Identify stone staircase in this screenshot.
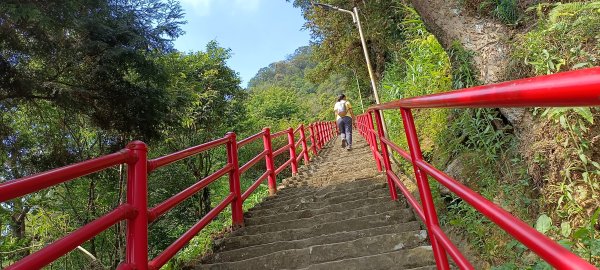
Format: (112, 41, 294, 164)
(195, 133, 437, 269)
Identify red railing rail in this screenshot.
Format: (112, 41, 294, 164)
(357, 67, 600, 270)
(0, 119, 336, 270)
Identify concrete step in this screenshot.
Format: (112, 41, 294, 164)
(293, 166, 378, 182)
(193, 135, 436, 270)
(206, 226, 426, 263)
(300, 246, 437, 270)
(246, 188, 391, 214)
(283, 172, 382, 189)
(245, 193, 403, 218)
(237, 207, 414, 237)
(275, 176, 386, 198)
(241, 205, 414, 236)
(216, 214, 419, 251)
(200, 232, 430, 269)
(256, 181, 388, 209)
(246, 196, 400, 226)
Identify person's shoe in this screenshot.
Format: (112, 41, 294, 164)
(341, 139, 347, 148)
(346, 145, 352, 151)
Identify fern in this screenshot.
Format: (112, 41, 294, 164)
(479, 0, 519, 24)
(548, 2, 589, 23)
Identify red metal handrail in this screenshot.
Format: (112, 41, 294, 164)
(0, 118, 336, 270)
(148, 164, 233, 222)
(237, 130, 264, 148)
(239, 150, 268, 174)
(0, 150, 133, 202)
(148, 136, 230, 172)
(273, 143, 291, 157)
(371, 67, 600, 110)
(358, 67, 600, 270)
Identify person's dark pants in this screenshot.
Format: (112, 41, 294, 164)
(337, 116, 352, 146)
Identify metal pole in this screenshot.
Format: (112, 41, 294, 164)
(351, 68, 365, 113)
(401, 108, 450, 270)
(126, 141, 149, 270)
(262, 128, 277, 196)
(287, 128, 299, 175)
(353, 7, 380, 105)
(373, 110, 396, 200)
(353, 7, 389, 135)
(226, 132, 244, 226)
(299, 124, 310, 164)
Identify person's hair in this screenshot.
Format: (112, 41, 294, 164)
(337, 94, 346, 102)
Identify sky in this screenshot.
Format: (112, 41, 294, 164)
(174, 0, 312, 87)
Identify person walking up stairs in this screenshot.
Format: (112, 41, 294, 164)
(334, 94, 355, 151)
(194, 133, 437, 270)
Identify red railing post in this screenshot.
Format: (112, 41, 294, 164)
(262, 128, 277, 195)
(367, 112, 383, 172)
(125, 141, 149, 270)
(316, 122, 323, 150)
(309, 124, 318, 155)
(226, 132, 244, 226)
(321, 122, 326, 146)
(330, 122, 334, 140)
(288, 128, 299, 175)
(373, 110, 398, 201)
(300, 124, 310, 165)
(401, 108, 450, 270)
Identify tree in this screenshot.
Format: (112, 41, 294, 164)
(288, 0, 406, 103)
(146, 42, 245, 260)
(0, 0, 185, 138)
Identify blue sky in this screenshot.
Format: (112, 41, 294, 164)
(174, 0, 312, 87)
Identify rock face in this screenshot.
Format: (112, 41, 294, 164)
(193, 134, 437, 270)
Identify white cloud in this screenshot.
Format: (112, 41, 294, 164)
(180, 0, 262, 16)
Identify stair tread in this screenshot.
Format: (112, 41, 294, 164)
(194, 134, 435, 270)
(245, 200, 403, 226)
(300, 247, 437, 270)
(249, 186, 390, 212)
(199, 241, 434, 270)
(207, 225, 426, 263)
(245, 195, 403, 217)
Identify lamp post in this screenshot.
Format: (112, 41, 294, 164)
(313, 3, 387, 133)
(312, 3, 382, 105)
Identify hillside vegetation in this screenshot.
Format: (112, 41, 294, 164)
(1, 0, 599, 269)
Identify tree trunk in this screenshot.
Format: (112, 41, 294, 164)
(409, 0, 527, 125)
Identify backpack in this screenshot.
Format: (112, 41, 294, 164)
(336, 101, 348, 117)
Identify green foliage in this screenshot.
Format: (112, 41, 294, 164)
(510, 2, 600, 265)
(532, 105, 600, 265)
(380, 5, 451, 158)
(482, 0, 519, 24)
(0, 37, 246, 268)
(0, 0, 185, 139)
(246, 45, 361, 125)
(449, 41, 479, 89)
(437, 111, 536, 265)
(289, 0, 410, 103)
(440, 109, 513, 163)
(462, 0, 520, 24)
(245, 86, 307, 131)
(514, 2, 600, 75)
(495, 210, 600, 269)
